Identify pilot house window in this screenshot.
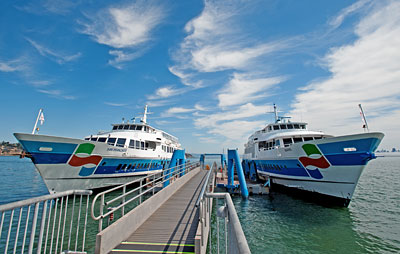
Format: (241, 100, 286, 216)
(98, 137, 107, 143)
(283, 138, 293, 147)
(116, 138, 126, 147)
(107, 138, 116, 146)
(293, 137, 303, 143)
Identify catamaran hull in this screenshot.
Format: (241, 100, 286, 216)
(14, 133, 169, 193)
(245, 132, 384, 206)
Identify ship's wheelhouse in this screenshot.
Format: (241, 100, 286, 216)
(84, 122, 180, 154)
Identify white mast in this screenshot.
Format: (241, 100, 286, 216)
(32, 108, 43, 134)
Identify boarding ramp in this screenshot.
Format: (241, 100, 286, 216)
(91, 160, 202, 253)
(0, 189, 92, 254)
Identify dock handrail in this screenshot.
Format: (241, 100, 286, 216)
(195, 162, 251, 254)
(91, 161, 200, 232)
(204, 193, 251, 254)
(0, 189, 92, 254)
(195, 164, 213, 208)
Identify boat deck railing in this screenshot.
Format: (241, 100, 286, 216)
(0, 189, 92, 254)
(91, 161, 200, 233)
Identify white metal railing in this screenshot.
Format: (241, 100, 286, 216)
(195, 163, 251, 254)
(0, 189, 92, 254)
(91, 161, 200, 232)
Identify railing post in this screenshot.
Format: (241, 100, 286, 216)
(37, 201, 48, 254)
(152, 173, 155, 196)
(139, 179, 142, 204)
(28, 202, 40, 254)
(5, 210, 14, 253)
(99, 195, 104, 232)
(122, 185, 126, 216)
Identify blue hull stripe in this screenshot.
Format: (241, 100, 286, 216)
(325, 153, 368, 165)
(317, 138, 380, 155)
(30, 152, 72, 164)
(19, 140, 77, 154)
(18, 140, 77, 164)
(317, 138, 380, 166)
(253, 159, 309, 177)
(94, 158, 165, 175)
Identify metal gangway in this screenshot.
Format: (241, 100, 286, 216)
(0, 157, 250, 254)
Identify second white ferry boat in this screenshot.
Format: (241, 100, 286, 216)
(14, 106, 182, 193)
(243, 105, 384, 206)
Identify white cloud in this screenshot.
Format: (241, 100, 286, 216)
(26, 38, 81, 64)
(166, 107, 195, 114)
(104, 102, 128, 107)
(0, 62, 20, 72)
(80, 1, 164, 67)
(145, 100, 171, 107)
(195, 103, 269, 128)
(290, 0, 400, 149)
(217, 73, 284, 108)
(192, 103, 272, 151)
(82, 2, 164, 48)
(170, 0, 287, 87)
(198, 136, 219, 144)
(37, 89, 76, 100)
(168, 66, 203, 87)
(161, 104, 209, 118)
(108, 50, 144, 69)
(147, 86, 185, 100)
(207, 120, 265, 140)
(16, 0, 80, 15)
(0, 58, 26, 72)
(191, 43, 284, 73)
(30, 80, 52, 87)
(329, 0, 371, 29)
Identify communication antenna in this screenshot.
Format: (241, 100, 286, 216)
(358, 104, 369, 132)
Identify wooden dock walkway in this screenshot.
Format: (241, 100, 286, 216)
(109, 169, 208, 254)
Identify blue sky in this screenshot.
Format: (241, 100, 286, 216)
(1, 0, 399, 153)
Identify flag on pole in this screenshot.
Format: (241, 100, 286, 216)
(39, 112, 45, 125)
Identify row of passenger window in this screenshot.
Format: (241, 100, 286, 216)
(282, 136, 322, 147)
(85, 136, 174, 152)
(260, 163, 286, 171)
(258, 136, 323, 150)
(115, 161, 166, 171)
(112, 124, 154, 132)
(162, 145, 175, 153)
(267, 124, 306, 131)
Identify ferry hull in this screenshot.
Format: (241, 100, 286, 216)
(246, 132, 384, 206)
(14, 133, 168, 193)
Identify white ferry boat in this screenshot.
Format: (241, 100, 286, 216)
(14, 106, 182, 193)
(243, 105, 384, 206)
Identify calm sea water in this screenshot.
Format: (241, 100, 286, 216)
(0, 156, 399, 253)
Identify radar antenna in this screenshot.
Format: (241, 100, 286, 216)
(267, 104, 290, 123)
(141, 105, 153, 124)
